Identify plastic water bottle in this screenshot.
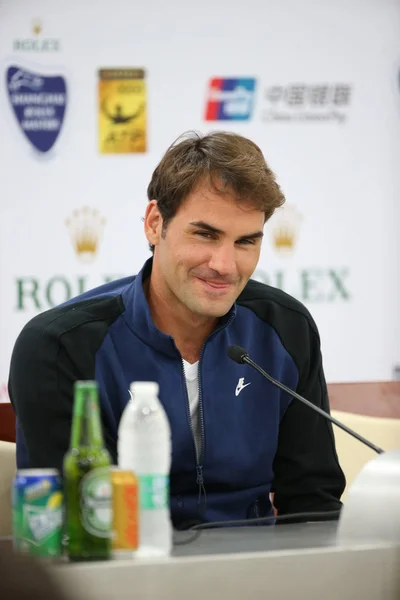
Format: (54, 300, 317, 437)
(117, 381, 172, 557)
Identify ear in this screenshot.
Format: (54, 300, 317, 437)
(144, 200, 163, 248)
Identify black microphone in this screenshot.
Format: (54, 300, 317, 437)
(227, 344, 384, 455)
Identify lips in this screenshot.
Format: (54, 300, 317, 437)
(203, 281, 231, 289)
(195, 277, 233, 294)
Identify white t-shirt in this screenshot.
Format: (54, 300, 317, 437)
(183, 359, 200, 458)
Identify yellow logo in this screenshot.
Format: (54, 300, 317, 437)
(32, 20, 42, 35)
(65, 207, 106, 263)
(98, 68, 147, 154)
(269, 204, 302, 255)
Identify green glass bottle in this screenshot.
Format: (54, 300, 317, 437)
(63, 380, 112, 561)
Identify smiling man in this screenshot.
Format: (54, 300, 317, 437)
(9, 131, 345, 528)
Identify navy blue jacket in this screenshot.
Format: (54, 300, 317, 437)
(9, 258, 345, 527)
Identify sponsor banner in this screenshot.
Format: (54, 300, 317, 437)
(4, 20, 67, 155)
(98, 68, 147, 153)
(204, 78, 256, 121)
(204, 77, 352, 125)
(12, 19, 60, 53)
(10, 204, 351, 314)
(6, 65, 67, 153)
(0, 3, 399, 387)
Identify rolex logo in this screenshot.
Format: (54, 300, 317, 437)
(13, 20, 60, 52)
(65, 207, 106, 263)
(270, 204, 302, 255)
(32, 20, 42, 35)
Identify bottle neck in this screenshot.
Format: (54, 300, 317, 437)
(70, 388, 104, 450)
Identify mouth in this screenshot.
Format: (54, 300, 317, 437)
(195, 277, 234, 295)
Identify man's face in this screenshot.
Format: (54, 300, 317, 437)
(145, 181, 265, 319)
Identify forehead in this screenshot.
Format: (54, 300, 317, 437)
(176, 180, 264, 223)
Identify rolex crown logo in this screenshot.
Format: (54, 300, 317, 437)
(66, 207, 106, 263)
(32, 20, 42, 35)
(270, 204, 302, 256)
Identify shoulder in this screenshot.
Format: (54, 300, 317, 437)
(16, 272, 137, 343)
(10, 294, 125, 366)
(236, 279, 322, 381)
(237, 278, 319, 339)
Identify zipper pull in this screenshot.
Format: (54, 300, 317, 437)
(196, 465, 204, 485)
(196, 465, 207, 508)
(196, 465, 204, 505)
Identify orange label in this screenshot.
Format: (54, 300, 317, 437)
(112, 479, 138, 550)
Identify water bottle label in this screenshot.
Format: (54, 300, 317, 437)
(139, 475, 169, 510)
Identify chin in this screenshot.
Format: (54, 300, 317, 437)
(193, 302, 233, 319)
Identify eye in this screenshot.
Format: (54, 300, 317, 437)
(195, 231, 215, 240)
(237, 238, 256, 246)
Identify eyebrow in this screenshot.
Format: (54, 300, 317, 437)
(189, 220, 264, 241)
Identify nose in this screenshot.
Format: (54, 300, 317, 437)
(207, 242, 237, 278)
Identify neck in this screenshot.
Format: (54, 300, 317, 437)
(143, 270, 218, 364)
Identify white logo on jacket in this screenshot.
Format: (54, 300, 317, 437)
(235, 377, 251, 396)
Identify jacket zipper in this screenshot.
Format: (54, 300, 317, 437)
(181, 312, 235, 508)
(195, 344, 206, 506)
(181, 358, 206, 507)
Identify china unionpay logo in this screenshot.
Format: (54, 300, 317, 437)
(204, 77, 256, 121)
(6, 65, 67, 153)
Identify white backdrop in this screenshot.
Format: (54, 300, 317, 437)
(1, 0, 400, 403)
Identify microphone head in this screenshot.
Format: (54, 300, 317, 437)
(227, 345, 249, 364)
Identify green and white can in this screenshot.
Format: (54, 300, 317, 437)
(12, 469, 63, 558)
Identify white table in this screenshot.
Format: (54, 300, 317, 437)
(52, 522, 400, 600)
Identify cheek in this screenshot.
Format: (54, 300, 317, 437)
(177, 243, 212, 267)
(236, 249, 261, 276)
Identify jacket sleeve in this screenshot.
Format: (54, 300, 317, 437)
(8, 310, 118, 473)
(271, 326, 346, 521)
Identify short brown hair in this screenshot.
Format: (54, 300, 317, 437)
(147, 131, 285, 251)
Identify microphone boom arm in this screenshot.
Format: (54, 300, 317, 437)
(243, 355, 384, 455)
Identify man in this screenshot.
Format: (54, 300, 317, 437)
(9, 131, 345, 528)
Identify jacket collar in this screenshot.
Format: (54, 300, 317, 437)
(121, 257, 236, 358)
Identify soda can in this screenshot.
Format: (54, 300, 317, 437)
(12, 469, 63, 558)
(111, 468, 138, 557)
